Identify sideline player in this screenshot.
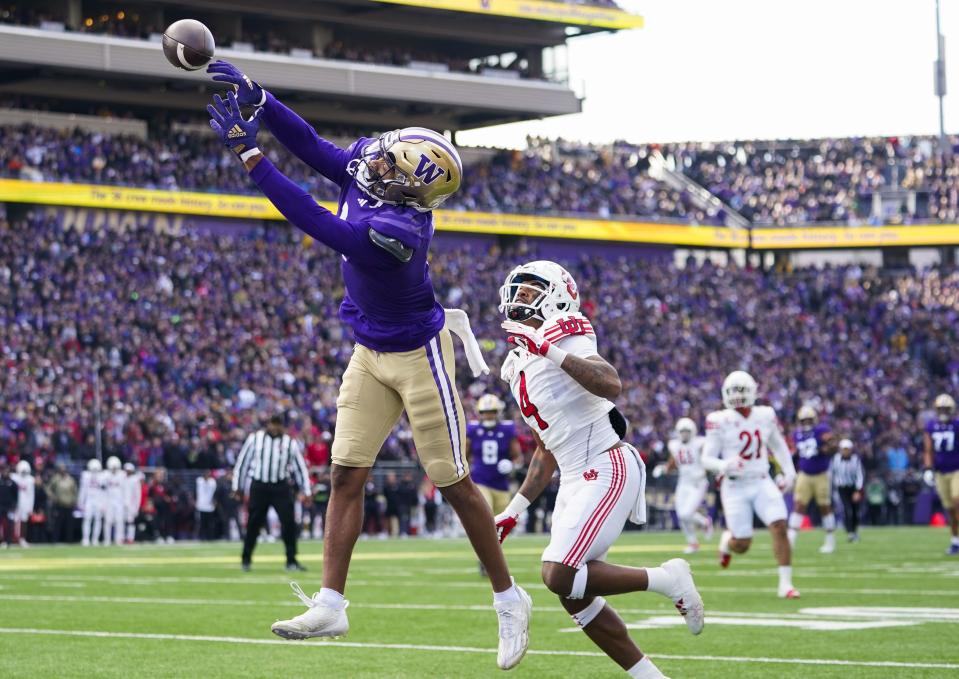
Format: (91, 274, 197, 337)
(493, 261, 703, 679)
(11, 460, 35, 547)
(123, 463, 142, 544)
(468, 394, 521, 517)
(79, 458, 105, 546)
(923, 394, 959, 555)
(654, 419, 713, 553)
(788, 406, 836, 554)
(205, 61, 530, 667)
(103, 456, 126, 546)
(702, 371, 800, 599)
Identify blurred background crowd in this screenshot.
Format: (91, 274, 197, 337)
(0, 208, 956, 543)
(2, 122, 958, 226)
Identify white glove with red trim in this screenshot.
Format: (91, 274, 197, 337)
(775, 472, 795, 493)
(494, 493, 531, 543)
(501, 320, 568, 365)
(722, 456, 748, 477)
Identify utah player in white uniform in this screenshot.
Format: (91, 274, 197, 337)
(654, 419, 713, 553)
(123, 463, 143, 544)
(79, 458, 106, 546)
(493, 261, 703, 679)
(12, 460, 35, 547)
(103, 456, 126, 546)
(701, 371, 799, 599)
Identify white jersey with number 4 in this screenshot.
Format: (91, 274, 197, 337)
(668, 436, 707, 483)
(501, 313, 617, 475)
(703, 406, 791, 480)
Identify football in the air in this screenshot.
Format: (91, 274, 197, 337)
(162, 19, 215, 71)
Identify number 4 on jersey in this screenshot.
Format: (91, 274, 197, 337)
(519, 371, 549, 431)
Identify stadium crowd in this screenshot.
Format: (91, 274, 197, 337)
(0, 6, 535, 79)
(3, 122, 959, 225)
(0, 209, 956, 541)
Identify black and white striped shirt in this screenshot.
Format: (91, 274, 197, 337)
(232, 431, 311, 493)
(830, 453, 864, 491)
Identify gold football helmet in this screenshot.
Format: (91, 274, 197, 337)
(348, 127, 462, 212)
(935, 393, 956, 422)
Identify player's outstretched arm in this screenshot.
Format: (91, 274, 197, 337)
(516, 441, 557, 504)
(501, 321, 621, 399)
(258, 92, 351, 186)
(208, 93, 393, 265)
(207, 60, 350, 185)
(700, 417, 727, 474)
(494, 435, 557, 542)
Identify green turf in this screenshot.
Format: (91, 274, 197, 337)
(0, 527, 956, 678)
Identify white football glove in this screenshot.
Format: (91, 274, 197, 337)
(722, 456, 748, 477)
(494, 494, 530, 543)
(496, 458, 514, 475)
(775, 472, 795, 493)
(501, 320, 568, 365)
(923, 469, 935, 486)
(652, 463, 667, 479)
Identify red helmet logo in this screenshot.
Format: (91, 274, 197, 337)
(563, 273, 578, 300)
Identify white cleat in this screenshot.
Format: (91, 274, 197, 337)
(683, 543, 700, 554)
(819, 534, 836, 554)
(270, 582, 349, 640)
(494, 584, 532, 670)
(662, 558, 704, 635)
(778, 585, 801, 599)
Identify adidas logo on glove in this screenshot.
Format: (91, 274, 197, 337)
(227, 124, 246, 139)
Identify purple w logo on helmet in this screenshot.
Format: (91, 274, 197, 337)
(413, 155, 445, 184)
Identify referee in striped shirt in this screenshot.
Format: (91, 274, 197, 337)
(233, 414, 311, 571)
(830, 439, 864, 542)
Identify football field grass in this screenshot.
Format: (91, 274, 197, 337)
(0, 526, 956, 678)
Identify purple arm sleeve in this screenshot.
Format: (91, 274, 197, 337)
(259, 92, 350, 187)
(249, 158, 390, 266)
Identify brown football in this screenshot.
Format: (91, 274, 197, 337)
(162, 19, 215, 71)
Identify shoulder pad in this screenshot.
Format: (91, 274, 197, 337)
(541, 313, 594, 342)
(705, 411, 726, 430)
(369, 228, 414, 263)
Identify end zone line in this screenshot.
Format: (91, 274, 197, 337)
(0, 627, 955, 670)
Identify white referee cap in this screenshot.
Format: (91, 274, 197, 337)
(839, 439, 854, 450)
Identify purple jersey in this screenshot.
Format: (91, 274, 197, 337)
(926, 418, 959, 473)
(467, 421, 516, 491)
(252, 94, 445, 352)
(794, 423, 831, 475)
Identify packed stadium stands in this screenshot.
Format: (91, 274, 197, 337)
(4, 120, 959, 225)
(2, 210, 955, 489)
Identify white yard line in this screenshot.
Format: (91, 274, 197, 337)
(0, 593, 856, 619)
(0, 572, 954, 596)
(0, 627, 955, 670)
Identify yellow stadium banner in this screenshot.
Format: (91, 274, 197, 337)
(751, 225, 959, 249)
(373, 0, 644, 29)
(0, 179, 287, 221)
(0, 178, 743, 248)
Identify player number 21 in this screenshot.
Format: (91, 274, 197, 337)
(518, 371, 549, 431)
(738, 429, 763, 459)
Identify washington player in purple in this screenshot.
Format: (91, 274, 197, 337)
(205, 60, 531, 668)
(787, 406, 837, 554)
(923, 394, 959, 555)
(468, 394, 522, 515)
